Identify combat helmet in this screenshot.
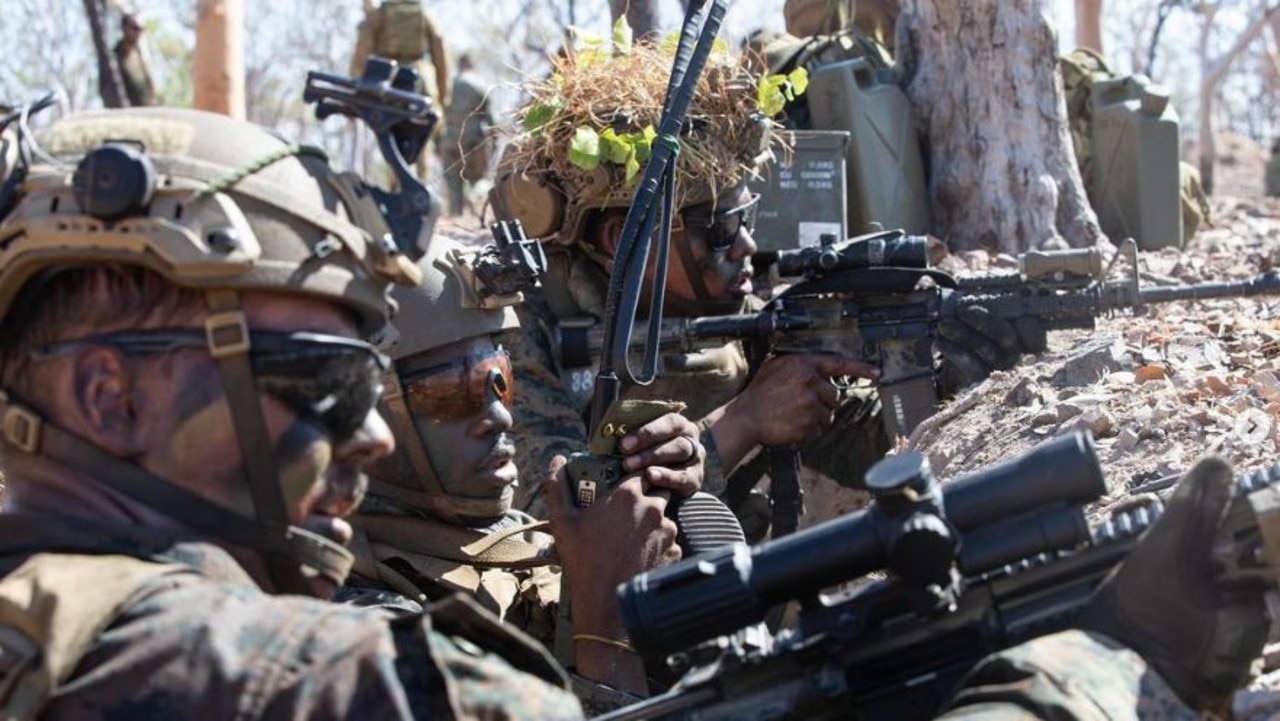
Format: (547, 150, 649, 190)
(371, 235, 521, 523)
(491, 39, 776, 253)
(0, 105, 422, 593)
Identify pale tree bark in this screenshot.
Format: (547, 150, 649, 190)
(898, 0, 1100, 253)
(194, 0, 245, 119)
(1195, 2, 1280, 194)
(1075, 0, 1103, 53)
(610, 0, 660, 39)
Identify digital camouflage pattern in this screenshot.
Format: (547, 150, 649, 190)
(0, 512, 582, 720)
(940, 630, 1197, 720)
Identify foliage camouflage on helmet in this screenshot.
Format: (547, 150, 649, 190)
(0, 107, 417, 335)
(494, 34, 779, 245)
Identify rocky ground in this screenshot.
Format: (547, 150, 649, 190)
(446, 143, 1280, 714)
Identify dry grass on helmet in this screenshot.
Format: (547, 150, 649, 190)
(504, 41, 780, 214)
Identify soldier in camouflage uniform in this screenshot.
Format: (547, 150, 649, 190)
(337, 236, 702, 707)
(492, 43, 1040, 525)
(0, 105, 588, 718)
(113, 13, 157, 107)
(441, 54, 494, 216)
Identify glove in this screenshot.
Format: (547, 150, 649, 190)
(1078, 456, 1268, 712)
(936, 303, 1047, 393)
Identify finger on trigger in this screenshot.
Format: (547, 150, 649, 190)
(814, 353, 880, 380)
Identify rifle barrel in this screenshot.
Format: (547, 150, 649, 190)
(1140, 271, 1280, 304)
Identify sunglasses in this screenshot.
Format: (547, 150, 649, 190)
(682, 193, 760, 253)
(399, 348, 513, 422)
(31, 328, 390, 441)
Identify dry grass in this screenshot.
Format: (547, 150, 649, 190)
(502, 42, 776, 215)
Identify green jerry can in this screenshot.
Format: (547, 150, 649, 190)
(1089, 75, 1183, 250)
(748, 130, 849, 252)
(805, 56, 930, 236)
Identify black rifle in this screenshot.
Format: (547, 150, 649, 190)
(560, 231, 1280, 441)
(596, 431, 1280, 720)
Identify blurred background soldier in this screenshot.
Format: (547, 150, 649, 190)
(351, 0, 449, 180)
(114, 12, 157, 107)
(337, 237, 701, 709)
(441, 54, 494, 216)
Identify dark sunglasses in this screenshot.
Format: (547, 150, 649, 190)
(682, 193, 760, 252)
(30, 328, 390, 441)
(399, 347, 513, 422)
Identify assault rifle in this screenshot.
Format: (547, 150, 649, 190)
(558, 229, 1280, 440)
(596, 431, 1280, 721)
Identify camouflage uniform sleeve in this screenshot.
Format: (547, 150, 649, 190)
(54, 575, 582, 720)
(501, 306, 590, 520)
(938, 630, 1197, 721)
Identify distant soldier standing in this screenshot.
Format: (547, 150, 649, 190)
(441, 54, 494, 216)
(351, 0, 449, 180)
(1267, 138, 1280, 197)
(114, 13, 158, 107)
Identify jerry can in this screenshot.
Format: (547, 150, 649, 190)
(1089, 75, 1183, 250)
(805, 56, 930, 236)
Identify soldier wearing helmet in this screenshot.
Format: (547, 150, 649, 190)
(336, 236, 699, 705)
(491, 41, 883, 527)
(0, 103, 626, 718)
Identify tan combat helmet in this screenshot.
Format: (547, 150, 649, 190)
(491, 40, 775, 250)
(371, 236, 521, 523)
(0, 106, 422, 593)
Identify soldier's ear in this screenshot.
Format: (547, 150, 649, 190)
(592, 212, 627, 259)
(73, 346, 146, 456)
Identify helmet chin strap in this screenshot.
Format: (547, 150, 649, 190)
(372, 370, 512, 524)
(201, 290, 354, 595)
(0, 289, 358, 594)
(0, 389, 354, 590)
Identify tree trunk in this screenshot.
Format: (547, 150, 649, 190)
(83, 0, 124, 108)
(194, 0, 245, 119)
(610, 0, 660, 40)
(1195, 3, 1280, 195)
(898, 0, 1100, 253)
(1074, 0, 1103, 53)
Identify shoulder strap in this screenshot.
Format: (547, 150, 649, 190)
(0, 553, 183, 720)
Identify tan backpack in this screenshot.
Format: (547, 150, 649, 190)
(372, 0, 430, 63)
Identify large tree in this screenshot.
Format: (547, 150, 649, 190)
(1076, 0, 1103, 52)
(898, 0, 1101, 253)
(83, 0, 124, 108)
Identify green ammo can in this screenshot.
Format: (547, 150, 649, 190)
(805, 56, 930, 236)
(1089, 75, 1183, 250)
(749, 130, 849, 252)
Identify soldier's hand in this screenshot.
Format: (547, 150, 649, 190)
(711, 354, 878, 469)
(618, 412, 704, 498)
(1078, 456, 1268, 713)
(937, 303, 1046, 393)
(545, 456, 681, 636)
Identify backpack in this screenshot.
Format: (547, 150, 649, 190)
(1058, 47, 1113, 181)
(373, 0, 430, 63)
